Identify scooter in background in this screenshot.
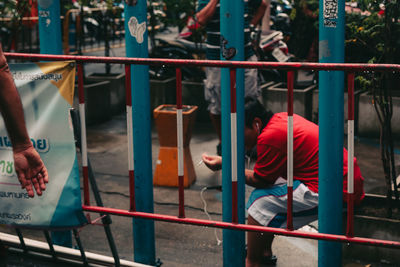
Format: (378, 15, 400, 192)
(149, 16, 206, 81)
(251, 25, 294, 83)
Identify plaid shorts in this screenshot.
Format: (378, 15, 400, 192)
(246, 178, 319, 229)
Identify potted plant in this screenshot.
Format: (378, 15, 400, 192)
(73, 79, 111, 125)
(261, 81, 316, 121)
(149, 76, 177, 112)
(86, 72, 126, 115)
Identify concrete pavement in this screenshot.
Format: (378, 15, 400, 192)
(81, 114, 319, 267)
(79, 112, 397, 267)
(2, 107, 397, 267)
(81, 111, 398, 266)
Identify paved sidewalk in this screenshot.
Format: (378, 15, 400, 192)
(80, 113, 396, 267)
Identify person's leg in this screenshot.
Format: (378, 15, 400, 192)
(209, 113, 221, 142)
(244, 55, 260, 101)
(204, 66, 222, 154)
(246, 180, 318, 266)
(246, 215, 274, 267)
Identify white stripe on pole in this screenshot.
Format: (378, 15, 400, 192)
(231, 113, 237, 182)
(347, 120, 354, 194)
(177, 109, 184, 176)
(127, 106, 134, 171)
(79, 103, 88, 167)
(287, 116, 293, 187)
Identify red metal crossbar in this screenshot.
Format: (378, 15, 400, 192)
(5, 52, 400, 251)
(5, 52, 400, 72)
(83, 205, 400, 249)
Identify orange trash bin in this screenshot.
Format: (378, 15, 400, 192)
(153, 104, 198, 187)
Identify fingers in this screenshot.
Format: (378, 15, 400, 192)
(37, 173, 46, 191)
(17, 169, 48, 198)
(202, 153, 215, 162)
(201, 153, 209, 161)
(31, 176, 42, 196)
(16, 170, 27, 189)
(13, 147, 49, 198)
(16, 172, 34, 197)
(202, 155, 213, 165)
(32, 168, 48, 196)
(24, 181, 35, 198)
(41, 167, 49, 184)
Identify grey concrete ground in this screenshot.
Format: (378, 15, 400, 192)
(78, 114, 398, 267)
(4, 113, 397, 267)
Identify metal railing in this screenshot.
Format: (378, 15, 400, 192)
(4, 53, 400, 264)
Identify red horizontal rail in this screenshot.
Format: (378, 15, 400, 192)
(5, 52, 400, 72)
(83, 205, 400, 249)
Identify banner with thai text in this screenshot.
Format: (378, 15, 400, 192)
(0, 61, 87, 228)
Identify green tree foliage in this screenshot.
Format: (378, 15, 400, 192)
(346, 0, 400, 215)
(290, 0, 400, 213)
(345, 1, 400, 65)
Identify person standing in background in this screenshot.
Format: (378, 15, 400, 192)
(195, 0, 268, 155)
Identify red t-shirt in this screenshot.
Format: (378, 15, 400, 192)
(254, 113, 365, 204)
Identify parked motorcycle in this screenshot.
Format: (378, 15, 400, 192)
(250, 25, 294, 83)
(72, 2, 102, 46)
(149, 16, 206, 81)
(0, 26, 11, 50)
(149, 0, 294, 83)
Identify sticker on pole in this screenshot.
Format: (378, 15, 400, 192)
(323, 0, 338, 28)
(128, 16, 146, 44)
(0, 61, 87, 229)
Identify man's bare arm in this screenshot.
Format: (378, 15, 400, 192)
(0, 45, 48, 197)
(0, 46, 31, 150)
(245, 169, 274, 188)
(195, 0, 219, 26)
(250, 0, 268, 26)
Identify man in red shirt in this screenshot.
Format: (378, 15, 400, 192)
(202, 97, 364, 267)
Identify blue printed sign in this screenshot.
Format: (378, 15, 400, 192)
(0, 61, 87, 229)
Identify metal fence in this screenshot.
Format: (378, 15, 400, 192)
(4, 52, 400, 266)
(0, 7, 124, 55)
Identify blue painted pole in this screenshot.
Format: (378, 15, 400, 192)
(220, 1, 245, 266)
(318, 0, 345, 266)
(124, 1, 156, 265)
(38, 0, 71, 248)
(38, 0, 62, 55)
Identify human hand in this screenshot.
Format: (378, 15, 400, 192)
(13, 145, 49, 198)
(202, 153, 222, 171)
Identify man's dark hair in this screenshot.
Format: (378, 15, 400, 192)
(244, 97, 274, 128)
